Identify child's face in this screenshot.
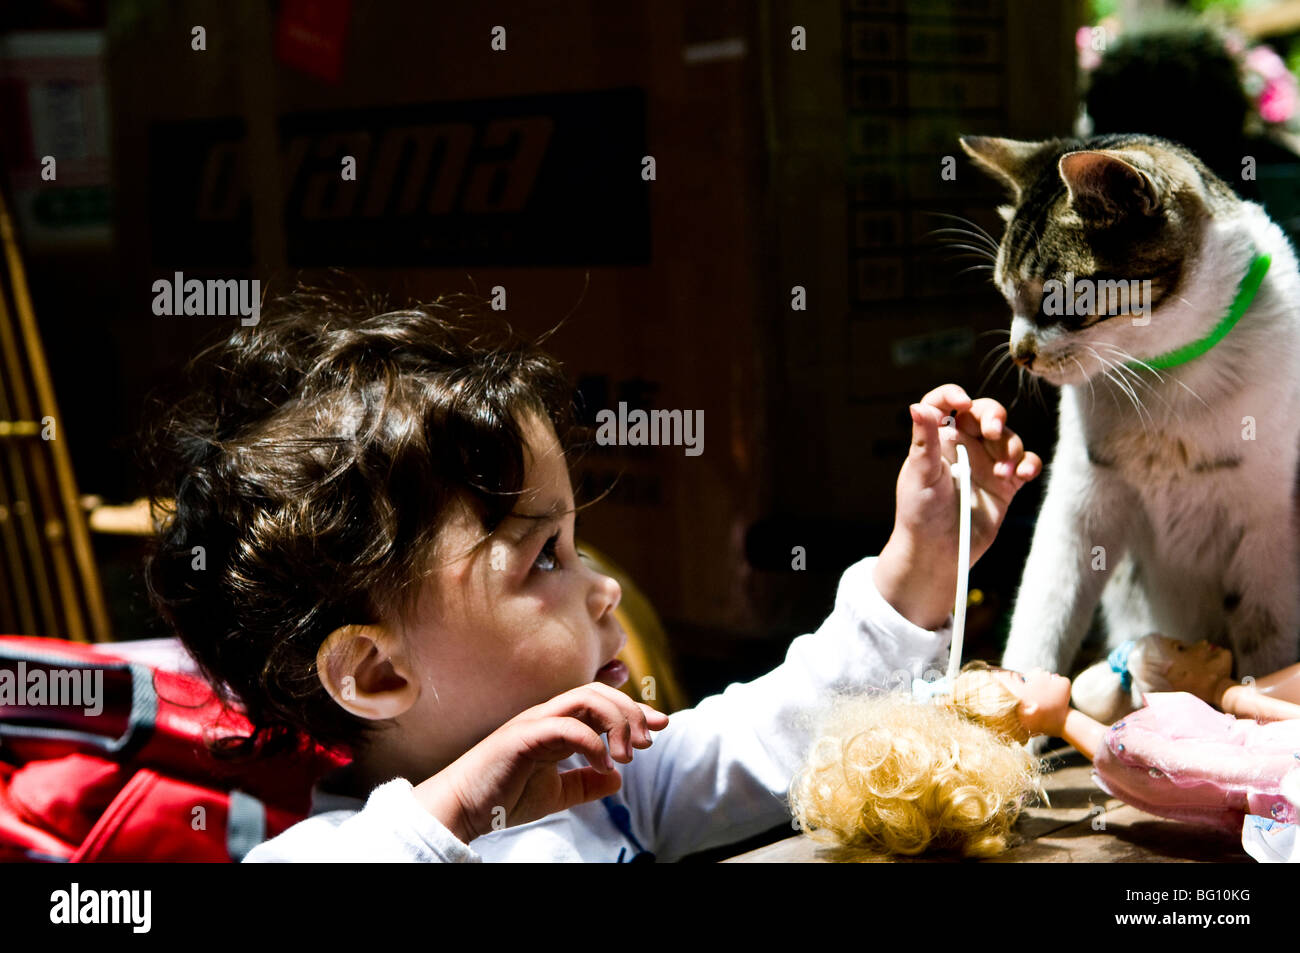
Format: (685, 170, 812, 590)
(398, 412, 627, 757)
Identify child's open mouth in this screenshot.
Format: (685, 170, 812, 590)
(595, 659, 628, 688)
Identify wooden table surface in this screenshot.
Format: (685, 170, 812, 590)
(723, 747, 1253, 863)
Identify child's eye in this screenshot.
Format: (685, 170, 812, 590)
(533, 533, 561, 572)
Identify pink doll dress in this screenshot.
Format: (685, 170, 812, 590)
(1091, 692, 1300, 833)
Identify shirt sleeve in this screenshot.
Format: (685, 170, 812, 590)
(616, 553, 955, 862)
(242, 778, 482, 863)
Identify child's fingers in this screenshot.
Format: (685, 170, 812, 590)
(1016, 450, 1043, 482)
(587, 683, 668, 751)
(964, 397, 1008, 441)
(545, 683, 646, 761)
(555, 766, 623, 812)
(638, 702, 670, 732)
(962, 398, 1039, 482)
(917, 383, 974, 420)
(989, 430, 1025, 479)
(584, 684, 641, 759)
(908, 402, 949, 486)
(529, 715, 618, 772)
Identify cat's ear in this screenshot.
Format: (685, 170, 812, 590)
(959, 136, 1053, 202)
(1058, 151, 1161, 224)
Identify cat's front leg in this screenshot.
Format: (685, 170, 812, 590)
(1002, 461, 1138, 678)
(1224, 516, 1300, 678)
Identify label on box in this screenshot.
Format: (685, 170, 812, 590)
(148, 88, 650, 267)
(274, 0, 352, 85)
(888, 326, 975, 365)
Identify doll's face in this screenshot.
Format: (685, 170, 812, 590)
(990, 668, 1073, 736)
(1150, 636, 1232, 700)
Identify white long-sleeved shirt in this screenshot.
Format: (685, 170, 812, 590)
(243, 554, 955, 862)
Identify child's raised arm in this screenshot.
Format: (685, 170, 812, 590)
(876, 384, 1041, 630)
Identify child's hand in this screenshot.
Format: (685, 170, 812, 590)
(874, 384, 1042, 630)
(413, 683, 669, 844)
(897, 383, 1042, 562)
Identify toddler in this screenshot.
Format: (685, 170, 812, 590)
(141, 290, 1041, 862)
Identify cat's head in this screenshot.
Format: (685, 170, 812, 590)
(959, 133, 1238, 386)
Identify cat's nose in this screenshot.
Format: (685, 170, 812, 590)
(1012, 348, 1036, 369)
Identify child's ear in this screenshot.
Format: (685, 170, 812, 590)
(316, 623, 420, 720)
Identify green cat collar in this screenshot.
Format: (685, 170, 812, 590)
(1125, 251, 1271, 372)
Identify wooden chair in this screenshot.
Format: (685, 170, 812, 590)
(0, 178, 111, 641)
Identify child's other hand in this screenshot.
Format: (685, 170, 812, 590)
(413, 683, 669, 844)
(896, 383, 1042, 565)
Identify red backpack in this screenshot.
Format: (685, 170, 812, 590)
(0, 635, 348, 862)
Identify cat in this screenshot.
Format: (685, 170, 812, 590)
(959, 133, 1300, 690)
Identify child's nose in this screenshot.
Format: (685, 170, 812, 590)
(590, 572, 622, 619)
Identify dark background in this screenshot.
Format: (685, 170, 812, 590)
(9, 0, 1288, 707)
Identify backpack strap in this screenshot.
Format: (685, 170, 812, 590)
(225, 789, 266, 861)
(0, 644, 157, 758)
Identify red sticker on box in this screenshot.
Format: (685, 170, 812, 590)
(274, 0, 352, 85)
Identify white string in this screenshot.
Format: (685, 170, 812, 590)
(945, 442, 971, 685)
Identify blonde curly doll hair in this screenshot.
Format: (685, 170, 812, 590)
(789, 666, 1044, 860)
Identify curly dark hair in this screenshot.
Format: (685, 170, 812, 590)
(138, 288, 579, 758)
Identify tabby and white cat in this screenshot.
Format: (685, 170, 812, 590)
(960, 133, 1300, 685)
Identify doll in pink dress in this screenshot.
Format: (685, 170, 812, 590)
(1066, 636, 1300, 832)
(1090, 690, 1300, 831)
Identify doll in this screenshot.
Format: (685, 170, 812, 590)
(787, 667, 1043, 860)
(1072, 633, 1300, 723)
(789, 662, 1300, 860)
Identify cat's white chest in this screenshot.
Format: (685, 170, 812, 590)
(1072, 384, 1284, 570)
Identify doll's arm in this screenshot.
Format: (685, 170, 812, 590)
(1244, 661, 1300, 704)
(1218, 680, 1300, 722)
(1057, 709, 1106, 761)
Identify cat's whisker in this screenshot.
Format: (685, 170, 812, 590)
(930, 243, 998, 261)
(929, 238, 1000, 261)
(1104, 364, 1150, 434)
(1090, 360, 1126, 417)
(978, 347, 1017, 395)
(1029, 371, 1052, 415)
(1095, 345, 1171, 412)
(922, 211, 1001, 250)
(1006, 366, 1025, 411)
(941, 255, 995, 269)
(1112, 363, 1167, 429)
(1067, 354, 1096, 407)
(925, 227, 1000, 253)
(1088, 345, 1153, 434)
(1098, 342, 1212, 414)
(953, 264, 996, 279)
(978, 339, 1010, 370)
